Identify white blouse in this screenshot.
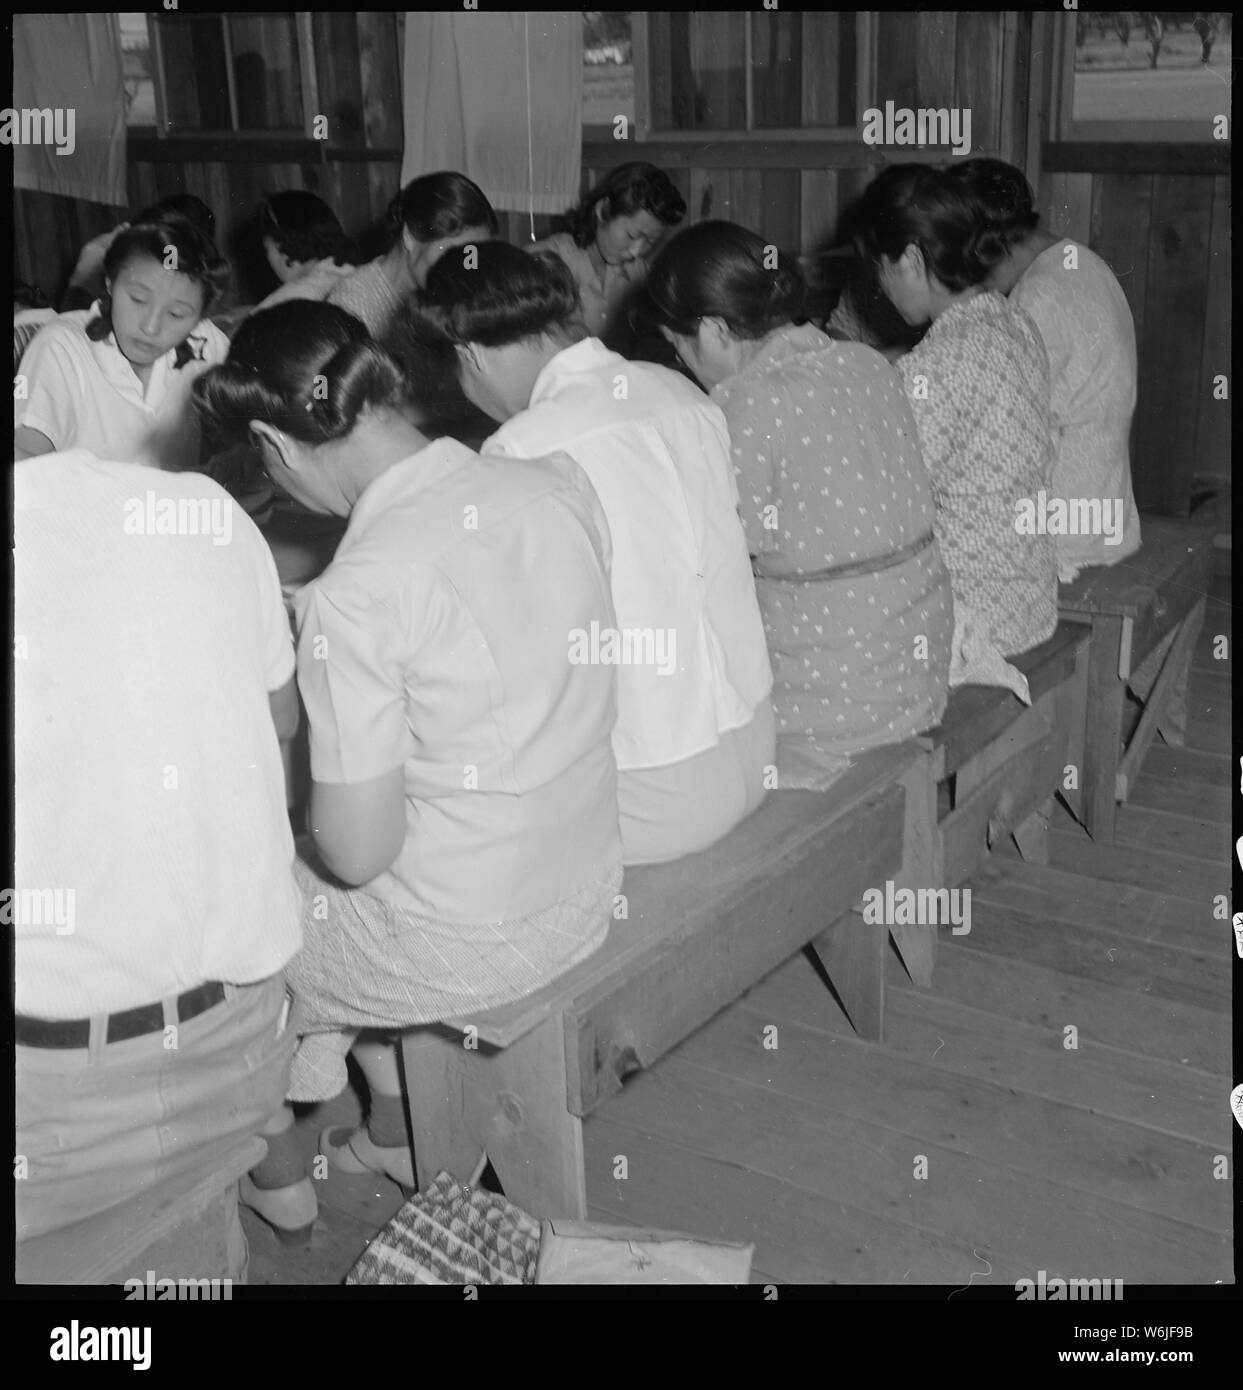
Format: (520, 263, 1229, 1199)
(1010, 238, 1142, 574)
(484, 337, 773, 772)
(15, 304, 229, 472)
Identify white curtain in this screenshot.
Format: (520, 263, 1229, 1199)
(12, 14, 127, 206)
(401, 11, 583, 222)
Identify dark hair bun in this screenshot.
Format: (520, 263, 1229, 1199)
(413, 240, 582, 349)
(642, 220, 804, 341)
(192, 300, 404, 448)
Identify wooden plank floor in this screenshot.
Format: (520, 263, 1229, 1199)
(244, 578, 1232, 1285)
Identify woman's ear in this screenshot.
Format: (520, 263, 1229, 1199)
(701, 315, 733, 349)
(899, 242, 926, 279)
(249, 420, 293, 473)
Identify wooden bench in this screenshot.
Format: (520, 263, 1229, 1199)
(1058, 516, 1215, 843)
(399, 739, 936, 1220)
(16, 1136, 261, 1284)
(917, 621, 1091, 887)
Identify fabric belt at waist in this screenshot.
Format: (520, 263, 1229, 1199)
(15, 981, 227, 1049)
(754, 529, 935, 585)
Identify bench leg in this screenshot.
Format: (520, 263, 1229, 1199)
(887, 748, 937, 989)
(1117, 600, 1204, 801)
(1155, 600, 1204, 749)
(1011, 794, 1052, 864)
(809, 910, 885, 1044)
(400, 1016, 587, 1220)
(1080, 614, 1127, 844)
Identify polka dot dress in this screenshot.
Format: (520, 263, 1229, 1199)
(712, 325, 953, 779)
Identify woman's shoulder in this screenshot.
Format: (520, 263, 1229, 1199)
(25, 307, 93, 348)
(529, 231, 584, 271)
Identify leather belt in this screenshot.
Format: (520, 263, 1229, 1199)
(754, 529, 936, 585)
(16, 981, 227, 1049)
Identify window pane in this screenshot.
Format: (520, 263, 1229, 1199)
(583, 11, 634, 128)
(229, 13, 303, 131)
(752, 12, 801, 129)
(119, 14, 156, 125)
(156, 15, 231, 132)
(655, 11, 746, 131)
(1072, 11, 1230, 127)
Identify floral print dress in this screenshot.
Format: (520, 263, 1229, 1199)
(712, 323, 953, 788)
(896, 293, 1058, 697)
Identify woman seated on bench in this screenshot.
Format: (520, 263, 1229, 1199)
(15, 214, 230, 470)
(944, 158, 1141, 582)
(192, 301, 624, 1239)
(640, 220, 954, 789)
(413, 240, 776, 864)
(852, 164, 1059, 700)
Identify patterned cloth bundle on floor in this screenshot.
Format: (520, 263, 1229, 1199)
(346, 1171, 541, 1286)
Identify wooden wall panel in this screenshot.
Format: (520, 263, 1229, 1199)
(916, 13, 959, 111)
(760, 169, 801, 257)
(1194, 177, 1231, 484)
(955, 11, 1002, 154)
(1133, 175, 1214, 515)
(875, 12, 920, 112)
(801, 13, 843, 128)
(1091, 173, 1154, 358)
(799, 169, 839, 258)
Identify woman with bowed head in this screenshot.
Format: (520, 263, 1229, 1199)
(414, 239, 776, 862)
(943, 157, 1141, 582)
(326, 171, 498, 341)
(851, 163, 1058, 699)
(191, 300, 623, 1239)
(642, 220, 953, 788)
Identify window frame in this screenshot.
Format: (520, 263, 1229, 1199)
(1049, 12, 1226, 144)
(126, 11, 321, 142)
(631, 11, 877, 143)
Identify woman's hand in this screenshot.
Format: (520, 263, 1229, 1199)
(70, 224, 127, 289)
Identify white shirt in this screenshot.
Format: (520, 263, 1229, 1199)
(294, 438, 622, 923)
(14, 451, 303, 1017)
(15, 304, 230, 472)
(1011, 239, 1141, 571)
(484, 338, 773, 771)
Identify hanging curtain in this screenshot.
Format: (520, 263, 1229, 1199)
(12, 14, 127, 206)
(400, 11, 583, 219)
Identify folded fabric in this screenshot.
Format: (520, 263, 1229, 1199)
(346, 1170, 541, 1286)
(536, 1220, 755, 1284)
(774, 732, 853, 792)
(948, 605, 1032, 705)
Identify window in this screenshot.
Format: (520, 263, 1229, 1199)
(120, 12, 318, 137)
(1057, 11, 1230, 141)
(120, 13, 156, 125)
(640, 11, 868, 137)
(583, 12, 635, 130)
